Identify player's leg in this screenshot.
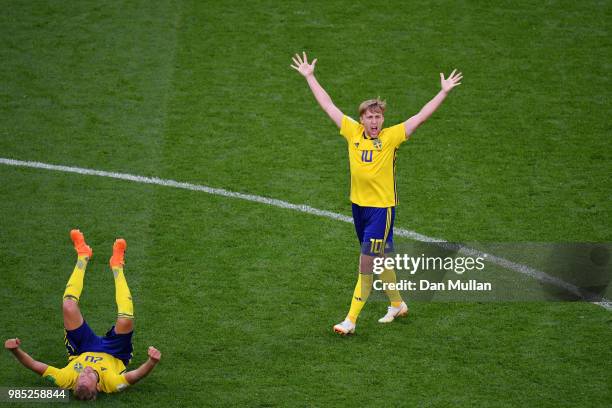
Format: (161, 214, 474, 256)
(348, 253, 375, 321)
(379, 267, 406, 308)
(334, 258, 376, 335)
(109, 238, 134, 334)
(333, 205, 376, 335)
(377, 207, 408, 323)
(63, 229, 92, 330)
(378, 206, 403, 307)
(378, 263, 408, 323)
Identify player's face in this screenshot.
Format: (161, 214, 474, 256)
(360, 109, 384, 137)
(76, 366, 98, 392)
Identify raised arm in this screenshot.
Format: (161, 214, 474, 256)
(124, 346, 161, 385)
(5, 338, 49, 375)
(403, 69, 463, 138)
(291, 52, 344, 128)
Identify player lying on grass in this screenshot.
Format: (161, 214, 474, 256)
(291, 52, 462, 335)
(5, 230, 161, 400)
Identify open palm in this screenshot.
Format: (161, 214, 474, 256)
(440, 69, 463, 93)
(291, 52, 317, 77)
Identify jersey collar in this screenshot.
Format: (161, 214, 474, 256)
(362, 131, 379, 141)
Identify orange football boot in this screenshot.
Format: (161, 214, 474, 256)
(70, 229, 92, 258)
(109, 238, 127, 268)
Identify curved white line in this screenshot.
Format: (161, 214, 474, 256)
(1, 157, 609, 310)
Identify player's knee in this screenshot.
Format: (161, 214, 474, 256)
(115, 318, 134, 334)
(359, 254, 375, 274)
(62, 299, 79, 316)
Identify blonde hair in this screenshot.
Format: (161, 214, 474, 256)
(74, 384, 97, 401)
(358, 98, 386, 117)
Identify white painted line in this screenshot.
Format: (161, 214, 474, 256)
(1, 157, 610, 311)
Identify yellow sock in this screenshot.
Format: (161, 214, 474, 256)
(112, 266, 134, 320)
(63, 256, 89, 302)
(380, 268, 403, 307)
(347, 273, 373, 323)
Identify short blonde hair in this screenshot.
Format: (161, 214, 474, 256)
(358, 98, 386, 117)
(74, 384, 97, 401)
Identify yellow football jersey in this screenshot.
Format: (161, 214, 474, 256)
(340, 115, 406, 207)
(42, 352, 129, 393)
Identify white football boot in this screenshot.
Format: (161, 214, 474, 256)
(378, 301, 409, 323)
(333, 318, 356, 335)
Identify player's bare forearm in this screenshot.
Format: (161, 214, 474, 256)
(124, 346, 161, 385)
(8, 347, 48, 375)
(125, 359, 157, 384)
(5, 338, 48, 375)
(291, 52, 343, 128)
(418, 89, 448, 122)
(404, 70, 462, 137)
(305, 74, 343, 127)
(305, 74, 332, 109)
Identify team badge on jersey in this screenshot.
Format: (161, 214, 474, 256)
(373, 138, 382, 150)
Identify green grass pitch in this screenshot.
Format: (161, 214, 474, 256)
(1, 1, 610, 406)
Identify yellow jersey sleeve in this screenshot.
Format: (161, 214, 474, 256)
(42, 365, 75, 389)
(384, 122, 407, 149)
(99, 372, 129, 393)
(340, 115, 363, 142)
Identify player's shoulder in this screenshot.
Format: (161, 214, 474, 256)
(341, 115, 364, 140)
(343, 114, 358, 123)
(382, 122, 405, 134)
(42, 364, 76, 388)
(381, 122, 407, 145)
(99, 370, 130, 393)
(342, 115, 362, 129)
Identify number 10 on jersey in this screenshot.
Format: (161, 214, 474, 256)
(361, 151, 373, 162)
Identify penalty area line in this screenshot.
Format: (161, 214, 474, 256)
(1, 157, 610, 311)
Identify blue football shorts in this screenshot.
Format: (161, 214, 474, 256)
(64, 321, 133, 366)
(352, 204, 395, 256)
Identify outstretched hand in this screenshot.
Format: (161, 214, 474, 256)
(147, 346, 161, 363)
(440, 69, 463, 93)
(291, 52, 317, 77)
(5, 338, 21, 350)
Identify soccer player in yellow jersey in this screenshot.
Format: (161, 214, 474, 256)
(291, 52, 462, 335)
(4, 230, 161, 400)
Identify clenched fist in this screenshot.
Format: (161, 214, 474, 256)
(147, 346, 161, 363)
(5, 338, 21, 350)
